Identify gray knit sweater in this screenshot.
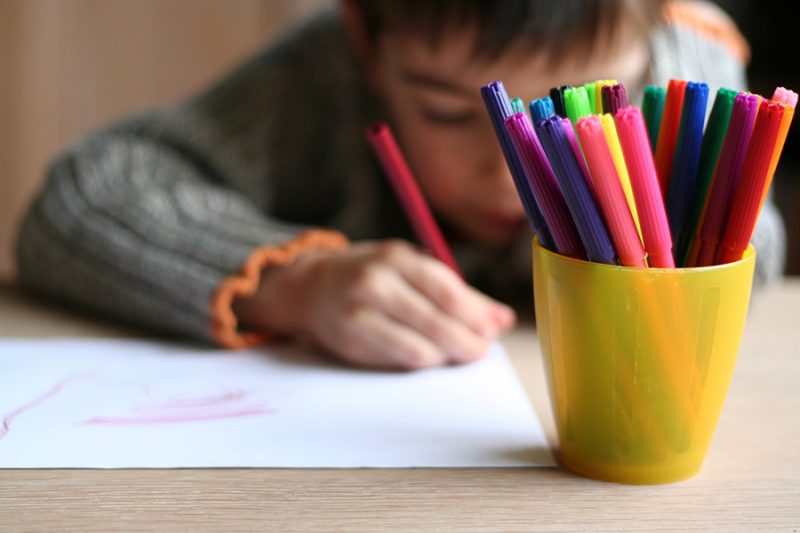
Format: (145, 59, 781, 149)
(16, 10, 786, 347)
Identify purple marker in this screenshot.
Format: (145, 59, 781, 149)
(601, 84, 628, 115)
(538, 116, 618, 264)
(505, 112, 586, 259)
(692, 92, 760, 267)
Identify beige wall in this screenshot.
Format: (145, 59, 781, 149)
(0, 0, 331, 281)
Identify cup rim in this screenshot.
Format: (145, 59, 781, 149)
(532, 237, 756, 273)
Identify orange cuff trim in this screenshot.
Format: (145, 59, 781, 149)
(664, 1, 751, 64)
(210, 229, 349, 349)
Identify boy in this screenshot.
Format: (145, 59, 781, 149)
(16, 1, 786, 370)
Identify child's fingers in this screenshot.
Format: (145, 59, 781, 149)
(365, 271, 490, 364)
(334, 306, 447, 370)
(470, 286, 517, 331)
(300, 240, 513, 370)
(386, 244, 516, 336)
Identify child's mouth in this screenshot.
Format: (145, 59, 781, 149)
(479, 212, 527, 233)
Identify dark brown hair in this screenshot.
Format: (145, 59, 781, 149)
(351, 0, 666, 65)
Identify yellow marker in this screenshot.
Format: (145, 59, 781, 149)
(600, 113, 643, 243)
(594, 79, 618, 114)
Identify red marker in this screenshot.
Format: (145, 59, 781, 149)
(692, 93, 760, 267)
(654, 79, 687, 195)
(715, 101, 785, 264)
(758, 87, 797, 211)
(366, 122, 462, 277)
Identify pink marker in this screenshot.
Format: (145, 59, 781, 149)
(773, 87, 799, 108)
(577, 116, 647, 267)
(614, 107, 675, 268)
(561, 117, 596, 199)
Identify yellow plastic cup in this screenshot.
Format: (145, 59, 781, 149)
(532, 237, 755, 484)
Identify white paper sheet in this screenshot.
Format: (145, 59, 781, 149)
(0, 339, 552, 468)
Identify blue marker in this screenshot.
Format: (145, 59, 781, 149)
(481, 81, 554, 249)
(530, 96, 556, 129)
(666, 82, 709, 261)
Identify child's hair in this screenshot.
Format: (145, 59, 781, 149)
(351, 0, 666, 66)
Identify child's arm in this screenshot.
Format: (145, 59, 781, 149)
(16, 132, 513, 369)
(15, 14, 514, 369)
(14, 132, 335, 346)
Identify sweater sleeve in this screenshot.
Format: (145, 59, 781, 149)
(15, 13, 364, 347)
(16, 132, 347, 347)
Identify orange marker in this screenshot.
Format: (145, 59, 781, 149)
(758, 87, 797, 211)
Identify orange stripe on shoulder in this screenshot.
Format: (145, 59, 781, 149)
(210, 229, 349, 349)
(664, 1, 751, 64)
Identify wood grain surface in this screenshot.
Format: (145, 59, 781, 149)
(0, 281, 798, 531)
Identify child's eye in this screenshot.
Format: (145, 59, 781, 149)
(421, 108, 477, 125)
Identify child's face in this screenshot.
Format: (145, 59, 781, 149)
(370, 25, 648, 247)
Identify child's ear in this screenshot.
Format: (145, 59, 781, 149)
(339, 0, 376, 73)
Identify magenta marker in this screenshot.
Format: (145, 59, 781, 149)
(505, 112, 585, 258)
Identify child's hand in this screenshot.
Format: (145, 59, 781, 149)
(235, 241, 516, 370)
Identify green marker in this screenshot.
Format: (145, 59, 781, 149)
(642, 85, 666, 153)
(510, 97, 526, 115)
(677, 87, 738, 266)
(583, 82, 597, 114)
(563, 86, 592, 126)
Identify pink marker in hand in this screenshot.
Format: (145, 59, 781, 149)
(366, 122, 462, 277)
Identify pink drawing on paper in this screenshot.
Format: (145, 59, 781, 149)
(77, 387, 275, 425)
(0, 376, 82, 440)
(1, 374, 277, 440)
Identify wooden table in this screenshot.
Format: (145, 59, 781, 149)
(0, 281, 798, 531)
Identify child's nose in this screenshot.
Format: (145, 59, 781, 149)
(482, 152, 527, 215)
(482, 147, 510, 181)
